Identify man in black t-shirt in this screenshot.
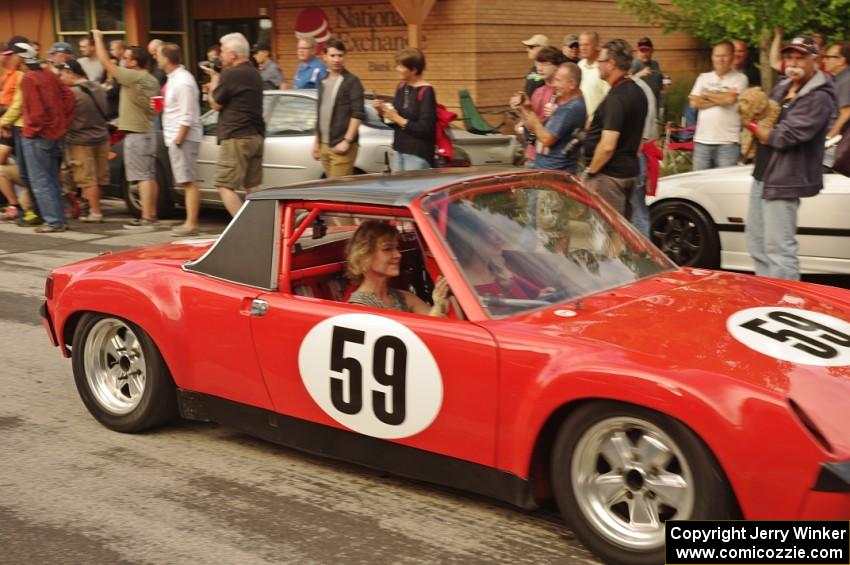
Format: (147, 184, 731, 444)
(582, 39, 648, 216)
(205, 32, 265, 216)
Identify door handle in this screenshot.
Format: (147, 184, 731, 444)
(250, 299, 269, 317)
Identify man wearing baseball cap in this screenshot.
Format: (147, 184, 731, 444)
(561, 34, 580, 64)
(48, 42, 75, 66)
(746, 36, 836, 280)
(11, 42, 76, 233)
(631, 37, 662, 105)
(521, 34, 550, 96)
(56, 59, 110, 223)
(253, 43, 286, 89)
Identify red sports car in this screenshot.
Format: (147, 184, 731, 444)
(41, 168, 850, 565)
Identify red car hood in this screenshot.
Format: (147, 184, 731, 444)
(518, 269, 850, 451)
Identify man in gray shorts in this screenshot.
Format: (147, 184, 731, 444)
(155, 42, 202, 236)
(93, 30, 161, 229)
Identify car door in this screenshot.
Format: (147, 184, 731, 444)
(247, 216, 500, 466)
(262, 92, 325, 186)
(250, 295, 500, 466)
(797, 171, 850, 265)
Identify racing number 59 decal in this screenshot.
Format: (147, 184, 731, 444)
(299, 314, 443, 439)
(727, 307, 850, 366)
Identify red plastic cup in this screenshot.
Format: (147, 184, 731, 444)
(151, 95, 164, 112)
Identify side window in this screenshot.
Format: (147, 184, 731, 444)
(363, 101, 391, 130)
(267, 95, 317, 136)
(202, 95, 275, 136)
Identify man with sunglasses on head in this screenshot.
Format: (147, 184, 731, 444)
(582, 39, 648, 216)
(746, 36, 835, 281)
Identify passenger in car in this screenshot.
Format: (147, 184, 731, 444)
(346, 220, 449, 317)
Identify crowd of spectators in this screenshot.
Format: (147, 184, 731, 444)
(0, 25, 848, 284)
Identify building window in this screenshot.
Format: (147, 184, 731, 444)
(149, 0, 189, 63)
(54, 0, 125, 49)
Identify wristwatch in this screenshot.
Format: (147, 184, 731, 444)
(343, 137, 354, 144)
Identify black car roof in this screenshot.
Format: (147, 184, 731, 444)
(247, 167, 531, 207)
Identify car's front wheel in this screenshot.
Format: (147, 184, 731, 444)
(71, 313, 178, 433)
(551, 402, 734, 565)
(650, 201, 719, 268)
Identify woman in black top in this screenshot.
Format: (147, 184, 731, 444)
(374, 48, 437, 171)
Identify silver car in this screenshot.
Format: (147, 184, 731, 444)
(176, 90, 521, 208)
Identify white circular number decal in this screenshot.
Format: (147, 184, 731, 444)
(727, 307, 850, 367)
(298, 314, 443, 439)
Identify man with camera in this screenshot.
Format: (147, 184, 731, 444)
(204, 32, 265, 216)
(510, 62, 586, 173)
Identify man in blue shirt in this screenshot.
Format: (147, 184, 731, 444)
(511, 62, 586, 172)
(292, 38, 328, 89)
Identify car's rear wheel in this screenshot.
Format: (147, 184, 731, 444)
(551, 402, 733, 565)
(650, 201, 719, 268)
(71, 313, 177, 433)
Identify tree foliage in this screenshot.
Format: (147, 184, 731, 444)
(617, 0, 850, 47)
(618, 0, 850, 90)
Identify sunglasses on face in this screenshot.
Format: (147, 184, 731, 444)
(526, 45, 538, 50)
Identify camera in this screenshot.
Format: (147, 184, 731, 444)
(199, 57, 222, 73)
(561, 128, 586, 157)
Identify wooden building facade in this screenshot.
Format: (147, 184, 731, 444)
(3, 0, 708, 118)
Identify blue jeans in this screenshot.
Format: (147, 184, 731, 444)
(629, 152, 650, 237)
(746, 179, 801, 280)
(692, 142, 740, 171)
(394, 152, 431, 171)
(20, 136, 65, 227)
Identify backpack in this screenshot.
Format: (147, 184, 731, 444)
(412, 85, 456, 161)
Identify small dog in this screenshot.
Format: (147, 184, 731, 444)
(737, 87, 781, 162)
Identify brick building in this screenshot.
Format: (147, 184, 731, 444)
(2, 0, 707, 119)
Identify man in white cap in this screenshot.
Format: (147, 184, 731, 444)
(12, 43, 76, 233)
(521, 34, 550, 96)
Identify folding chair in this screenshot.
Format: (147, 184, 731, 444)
(661, 122, 695, 175)
(458, 89, 508, 135)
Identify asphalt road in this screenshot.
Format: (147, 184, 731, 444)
(0, 201, 600, 565)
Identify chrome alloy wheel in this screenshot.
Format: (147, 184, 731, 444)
(83, 318, 147, 415)
(571, 416, 695, 550)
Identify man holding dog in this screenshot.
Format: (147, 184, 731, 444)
(746, 36, 835, 280)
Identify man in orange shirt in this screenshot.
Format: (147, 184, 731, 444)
(0, 37, 27, 166)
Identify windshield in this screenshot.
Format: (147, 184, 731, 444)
(422, 174, 675, 317)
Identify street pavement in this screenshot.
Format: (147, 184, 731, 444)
(0, 200, 600, 565)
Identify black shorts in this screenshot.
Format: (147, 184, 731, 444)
(0, 136, 13, 148)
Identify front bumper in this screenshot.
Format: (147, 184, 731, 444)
(40, 301, 59, 347)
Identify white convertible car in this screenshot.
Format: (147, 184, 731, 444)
(647, 165, 850, 275)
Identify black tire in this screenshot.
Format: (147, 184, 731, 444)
(71, 313, 178, 433)
(121, 158, 175, 219)
(649, 201, 719, 268)
(551, 401, 734, 565)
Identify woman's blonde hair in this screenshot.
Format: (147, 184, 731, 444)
(346, 221, 399, 283)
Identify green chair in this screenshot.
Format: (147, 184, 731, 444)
(458, 89, 508, 135)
